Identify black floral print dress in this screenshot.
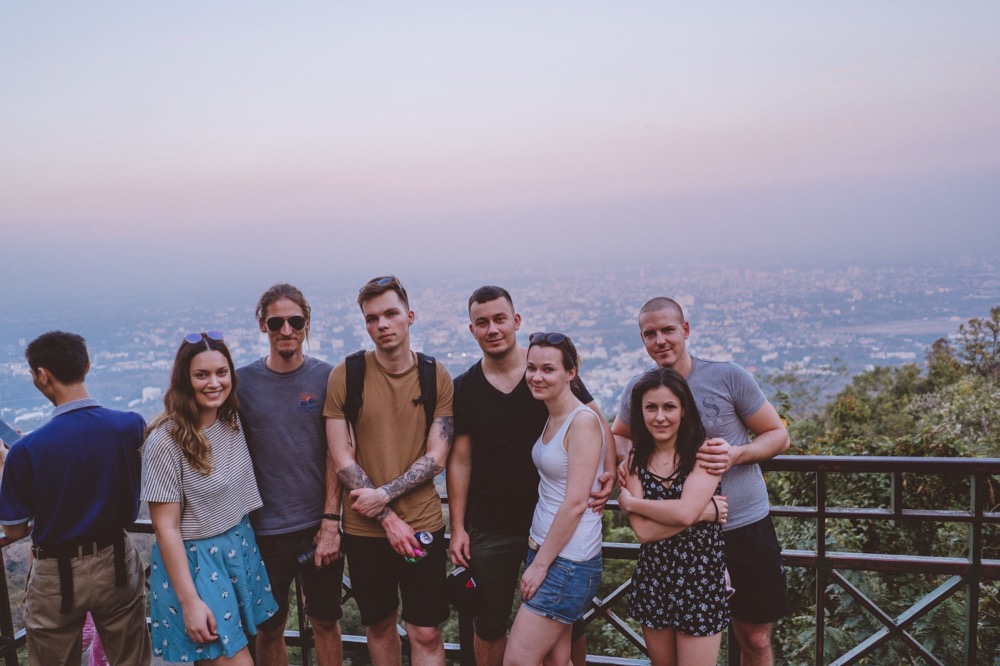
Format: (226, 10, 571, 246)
(627, 466, 730, 636)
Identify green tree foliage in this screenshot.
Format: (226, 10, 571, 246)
(769, 306, 1000, 664)
(958, 306, 1000, 381)
(765, 358, 848, 421)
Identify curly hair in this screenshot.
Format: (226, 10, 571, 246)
(147, 333, 239, 475)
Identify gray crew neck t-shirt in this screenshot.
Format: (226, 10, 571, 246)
(616, 356, 770, 530)
(237, 355, 333, 536)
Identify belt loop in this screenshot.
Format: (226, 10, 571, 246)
(57, 556, 73, 614)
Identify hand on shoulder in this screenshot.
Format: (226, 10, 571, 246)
(696, 438, 733, 476)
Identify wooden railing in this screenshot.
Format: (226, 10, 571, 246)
(1, 456, 997, 665)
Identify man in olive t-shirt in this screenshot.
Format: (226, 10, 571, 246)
(325, 275, 454, 666)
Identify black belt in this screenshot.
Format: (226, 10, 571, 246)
(33, 530, 127, 614)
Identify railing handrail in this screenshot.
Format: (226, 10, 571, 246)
(0, 454, 997, 665)
(763, 455, 1000, 473)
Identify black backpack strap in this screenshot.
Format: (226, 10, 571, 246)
(344, 350, 367, 430)
(414, 353, 438, 440)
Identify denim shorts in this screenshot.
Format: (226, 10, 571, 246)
(522, 548, 602, 625)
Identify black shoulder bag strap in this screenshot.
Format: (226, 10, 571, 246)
(345, 350, 436, 441)
(343, 350, 367, 430)
(414, 353, 437, 441)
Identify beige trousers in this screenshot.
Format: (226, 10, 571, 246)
(24, 536, 151, 666)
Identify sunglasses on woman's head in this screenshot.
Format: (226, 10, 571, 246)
(265, 316, 307, 332)
(529, 332, 567, 345)
(183, 330, 224, 344)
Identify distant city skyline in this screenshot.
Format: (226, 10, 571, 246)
(2, 3, 999, 303)
(3, 260, 997, 435)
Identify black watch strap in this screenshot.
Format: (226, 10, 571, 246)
(322, 513, 341, 522)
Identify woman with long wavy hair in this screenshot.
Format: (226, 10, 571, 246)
(142, 331, 277, 665)
(617, 367, 730, 666)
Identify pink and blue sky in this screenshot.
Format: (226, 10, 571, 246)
(3, 3, 998, 300)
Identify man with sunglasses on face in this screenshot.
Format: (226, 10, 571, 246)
(236, 284, 343, 666)
(448, 286, 616, 666)
(326, 275, 454, 666)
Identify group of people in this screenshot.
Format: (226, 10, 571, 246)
(0, 276, 789, 666)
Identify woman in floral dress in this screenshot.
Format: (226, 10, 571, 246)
(618, 367, 730, 666)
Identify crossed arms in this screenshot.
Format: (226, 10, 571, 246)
(618, 464, 726, 543)
(327, 415, 453, 556)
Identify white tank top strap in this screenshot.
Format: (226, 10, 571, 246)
(562, 404, 604, 450)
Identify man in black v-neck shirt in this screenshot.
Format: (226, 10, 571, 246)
(448, 286, 614, 666)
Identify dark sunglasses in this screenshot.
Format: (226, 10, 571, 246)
(265, 316, 307, 332)
(361, 275, 402, 292)
(529, 332, 568, 346)
(183, 330, 224, 345)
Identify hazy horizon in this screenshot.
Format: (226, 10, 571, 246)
(4, 259, 996, 431)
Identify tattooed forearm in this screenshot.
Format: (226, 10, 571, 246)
(380, 455, 444, 501)
(339, 463, 392, 522)
(436, 416, 454, 446)
(337, 463, 376, 491)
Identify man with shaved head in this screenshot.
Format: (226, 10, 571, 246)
(613, 297, 790, 666)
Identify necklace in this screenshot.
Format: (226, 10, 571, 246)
(649, 450, 679, 484)
(652, 450, 675, 471)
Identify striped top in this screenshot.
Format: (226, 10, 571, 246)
(141, 417, 262, 540)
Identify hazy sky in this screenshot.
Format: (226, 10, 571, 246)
(3, 3, 999, 302)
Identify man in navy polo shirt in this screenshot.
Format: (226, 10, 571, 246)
(0, 331, 150, 666)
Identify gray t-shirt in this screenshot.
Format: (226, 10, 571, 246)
(237, 356, 333, 536)
(616, 356, 770, 530)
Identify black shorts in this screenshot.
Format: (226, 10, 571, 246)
(468, 527, 525, 640)
(256, 527, 345, 629)
(723, 516, 789, 624)
(342, 528, 449, 628)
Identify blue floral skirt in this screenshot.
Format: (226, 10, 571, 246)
(149, 516, 278, 662)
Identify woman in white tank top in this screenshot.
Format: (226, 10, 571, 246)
(504, 332, 605, 666)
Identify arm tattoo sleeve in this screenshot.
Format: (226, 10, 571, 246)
(338, 463, 390, 521)
(337, 463, 376, 491)
(380, 454, 445, 501)
(437, 416, 454, 446)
